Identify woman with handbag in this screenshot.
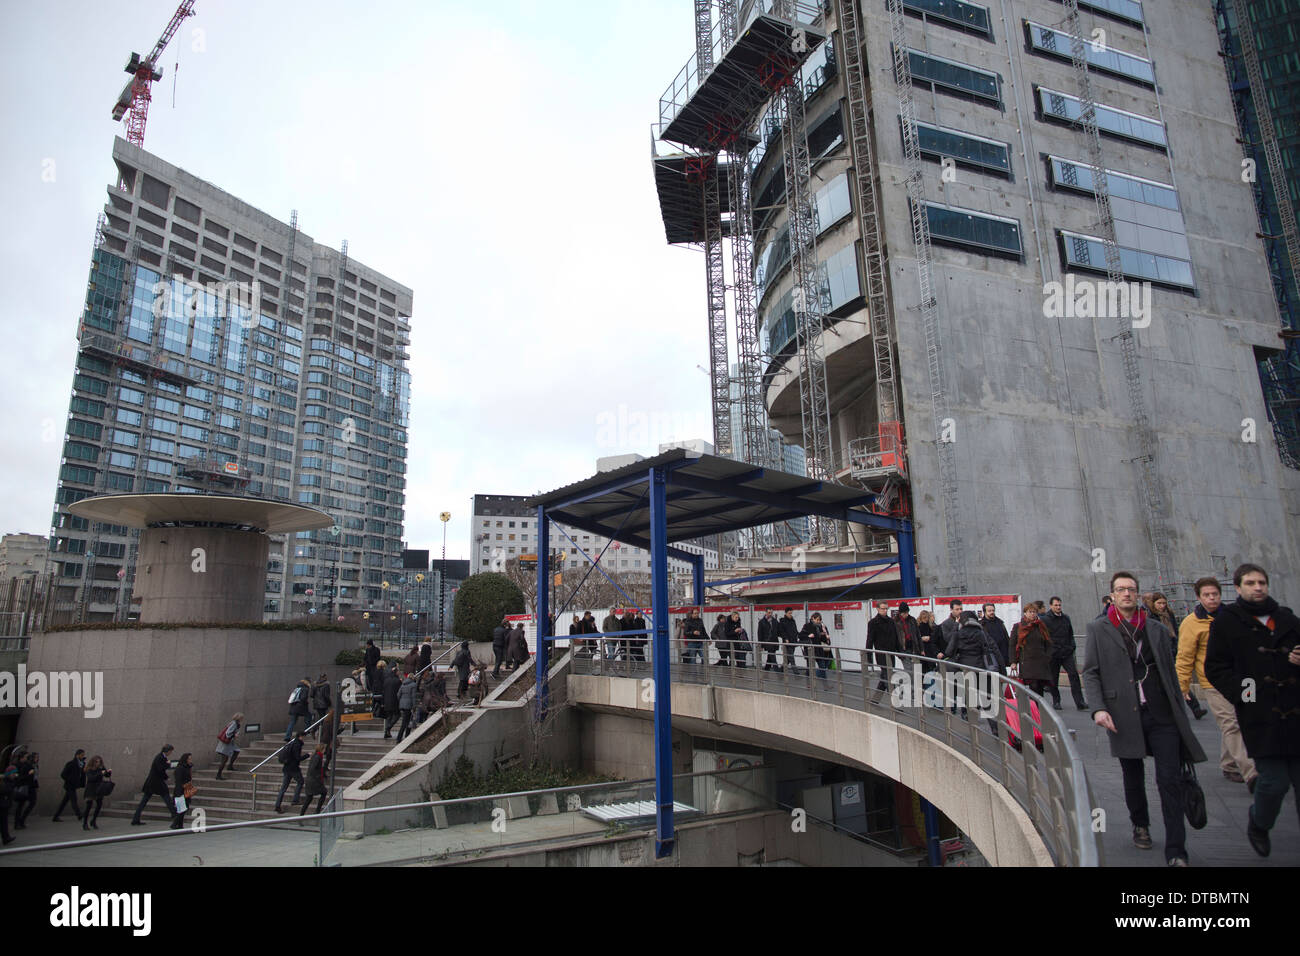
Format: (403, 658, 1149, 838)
(1010, 603, 1054, 698)
(81, 756, 112, 831)
(170, 753, 195, 830)
(214, 712, 244, 779)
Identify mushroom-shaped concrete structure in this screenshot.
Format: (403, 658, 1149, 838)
(69, 494, 334, 624)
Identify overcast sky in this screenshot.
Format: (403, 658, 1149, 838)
(0, 0, 721, 560)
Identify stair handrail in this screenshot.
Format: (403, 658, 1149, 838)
(248, 713, 327, 775)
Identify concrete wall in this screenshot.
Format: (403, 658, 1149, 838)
(455, 810, 912, 867)
(135, 528, 267, 624)
(15, 626, 356, 811)
(570, 675, 1053, 866)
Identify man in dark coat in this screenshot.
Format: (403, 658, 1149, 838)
(381, 666, 402, 738)
(630, 610, 648, 663)
(895, 603, 919, 657)
(1044, 597, 1087, 710)
(130, 744, 174, 826)
(757, 609, 780, 671)
(981, 604, 1011, 676)
(274, 732, 307, 812)
(51, 749, 86, 822)
(492, 618, 509, 677)
(579, 611, 599, 657)
(452, 641, 473, 699)
(418, 640, 433, 671)
(778, 608, 800, 671)
(284, 677, 314, 740)
(311, 673, 333, 733)
(1084, 572, 1206, 866)
(1205, 562, 1300, 858)
(682, 609, 707, 664)
(938, 600, 964, 654)
(867, 602, 900, 691)
(363, 639, 381, 693)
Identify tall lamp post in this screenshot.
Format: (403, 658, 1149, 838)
(415, 572, 425, 639)
(439, 511, 451, 640)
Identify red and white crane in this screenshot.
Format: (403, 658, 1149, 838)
(110, 1, 197, 147)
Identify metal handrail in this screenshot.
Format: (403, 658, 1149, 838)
(573, 636, 1101, 867)
(0, 763, 773, 859)
(249, 713, 327, 775)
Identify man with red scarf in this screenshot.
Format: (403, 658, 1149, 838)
(1083, 571, 1206, 866)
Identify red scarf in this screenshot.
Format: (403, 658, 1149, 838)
(1107, 604, 1147, 633)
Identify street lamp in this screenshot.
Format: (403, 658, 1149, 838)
(439, 511, 451, 641)
(415, 572, 425, 639)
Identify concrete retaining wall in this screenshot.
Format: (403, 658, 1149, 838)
(454, 809, 912, 867)
(570, 675, 1052, 867)
(14, 626, 357, 811)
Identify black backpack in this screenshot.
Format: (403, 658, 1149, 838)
(278, 741, 294, 764)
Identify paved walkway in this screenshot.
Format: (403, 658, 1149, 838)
(1060, 700, 1298, 867)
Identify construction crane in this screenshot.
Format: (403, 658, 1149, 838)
(110, 1, 197, 147)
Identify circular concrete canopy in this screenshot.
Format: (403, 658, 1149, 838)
(68, 494, 334, 534)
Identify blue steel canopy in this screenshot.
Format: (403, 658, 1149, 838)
(526, 449, 915, 861)
(522, 448, 907, 543)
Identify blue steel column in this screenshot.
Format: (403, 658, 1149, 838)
(691, 553, 705, 606)
(897, 522, 918, 598)
(649, 466, 675, 857)
(920, 796, 942, 867)
(535, 508, 551, 718)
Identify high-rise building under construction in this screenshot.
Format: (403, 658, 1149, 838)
(48, 138, 413, 624)
(653, 0, 1299, 610)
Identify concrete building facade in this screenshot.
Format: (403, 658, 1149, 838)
(48, 138, 413, 624)
(664, 0, 1300, 612)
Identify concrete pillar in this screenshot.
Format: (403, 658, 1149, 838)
(134, 528, 269, 623)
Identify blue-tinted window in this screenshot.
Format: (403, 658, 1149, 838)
(1037, 87, 1167, 148)
(1048, 157, 1179, 210)
(1059, 230, 1194, 289)
(907, 49, 1001, 104)
(1026, 22, 1154, 85)
(924, 202, 1023, 256)
(1072, 0, 1144, 26)
(916, 122, 1011, 175)
(903, 0, 991, 36)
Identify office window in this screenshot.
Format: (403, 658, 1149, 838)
(924, 201, 1023, 256)
(1059, 230, 1194, 289)
(1073, 0, 1144, 26)
(1047, 156, 1179, 210)
(915, 121, 1011, 176)
(116, 408, 142, 427)
(902, 0, 991, 36)
(1037, 87, 1167, 149)
(906, 49, 1001, 104)
(1025, 22, 1153, 85)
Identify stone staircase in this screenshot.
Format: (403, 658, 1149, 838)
(95, 720, 398, 827)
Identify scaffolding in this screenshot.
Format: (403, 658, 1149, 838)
(654, 1, 826, 559)
(836, 0, 909, 532)
(1061, 0, 1169, 592)
(1218, 0, 1300, 468)
(887, 0, 964, 591)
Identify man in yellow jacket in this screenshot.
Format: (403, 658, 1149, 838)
(1177, 576, 1257, 788)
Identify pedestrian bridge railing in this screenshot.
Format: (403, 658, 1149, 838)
(568, 636, 1102, 867)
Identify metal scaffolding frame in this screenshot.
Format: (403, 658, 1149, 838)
(887, 0, 964, 592)
(1218, 0, 1300, 469)
(837, 0, 909, 531)
(1060, 0, 1169, 592)
(770, 1, 835, 546)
